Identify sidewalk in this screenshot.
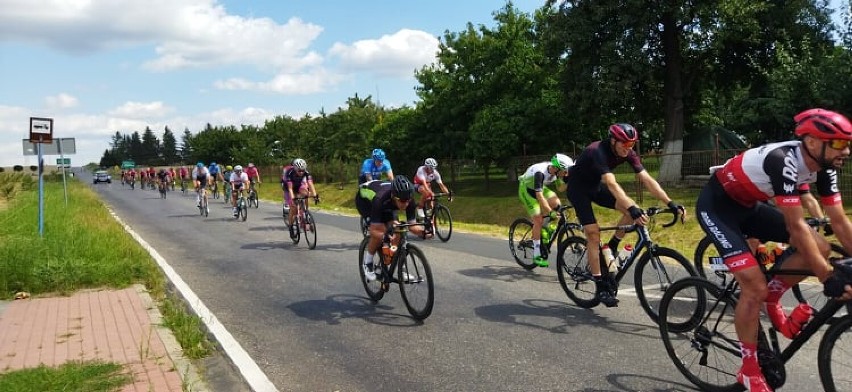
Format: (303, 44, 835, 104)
(0, 284, 207, 392)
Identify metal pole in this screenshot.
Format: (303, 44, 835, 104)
(37, 142, 44, 237)
(59, 139, 68, 206)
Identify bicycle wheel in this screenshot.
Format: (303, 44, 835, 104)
(203, 196, 209, 217)
(555, 236, 600, 308)
(239, 200, 247, 222)
(304, 211, 317, 250)
(634, 247, 698, 326)
(693, 235, 727, 284)
(358, 237, 384, 301)
(433, 205, 453, 242)
(818, 314, 852, 392)
(659, 277, 741, 392)
(509, 217, 537, 270)
(291, 216, 301, 244)
(398, 244, 434, 320)
(251, 192, 259, 208)
(213, 184, 219, 199)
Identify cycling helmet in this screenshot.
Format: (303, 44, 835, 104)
(372, 148, 386, 161)
(210, 161, 216, 166)
(196, 162, 204, 168)
(225, 165, 233, 171)
(391, 175, 414, 200)
(424, 158, 438, 169)
(293, 158, 307, 170)
(794, 109, 852, 141)
(234, 165, 243, 171)
(609, 123, 639, 142)
(248, 163, 255, 168)
(551, 153, 574, 170)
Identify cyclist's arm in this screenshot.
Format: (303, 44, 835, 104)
(636, 170, 672, 205)
(385, 169, 394, 181)
(780, 203, 828, 279)
(800, 191, 824, 219)
(602, 172, 638, 212)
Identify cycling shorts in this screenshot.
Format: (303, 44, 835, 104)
(518, 184, 557, 217)
(565, 178, 617, 225)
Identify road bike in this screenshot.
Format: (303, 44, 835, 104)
(197, 188, 209, 217)
(358, 222, 434, 320)
(180, 178, 187, 195)
(657, 258, 852, 391)
(693, 216, 848, 312)
(420, 191, 453, 242)
(234, 188, 248, 222)
(223, 181, 232, 204)
(158, 179, 167, 199)
(289, 196, 318, 249)
(509, 204, 582, 270)
(248, 182, 259, 208)
(556, 206, 696, 325)
(210, 181, 220, 199)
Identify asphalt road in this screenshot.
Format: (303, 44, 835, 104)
(84, 174, 825, 392)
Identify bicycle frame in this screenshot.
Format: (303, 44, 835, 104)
(597, 207, 680, 283)
(377, 223, 420, 288)
(542, 205, 581, 257)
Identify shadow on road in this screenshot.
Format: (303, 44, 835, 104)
(287, 294, 424, 326)
(457, 264, 558, 283)
(576, 373, 697, 392)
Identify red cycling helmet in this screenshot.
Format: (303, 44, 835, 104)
(794, 109, 852, 141)
(609, 123, 638, 142)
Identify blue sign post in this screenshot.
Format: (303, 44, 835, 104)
(29, 117, 54, 238)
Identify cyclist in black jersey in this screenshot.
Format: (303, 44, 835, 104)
(566, 123, 685, 307)
(695, 108, 852, 392)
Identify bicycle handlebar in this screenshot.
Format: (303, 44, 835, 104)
(645, 206, 682, 228)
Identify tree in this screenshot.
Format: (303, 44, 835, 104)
(140, 127, 160, 165)
(180, 128, 193, 163)
(161, 127, 179, 165)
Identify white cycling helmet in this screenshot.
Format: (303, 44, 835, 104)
(234, 165, 243, 171)
(424, 158, 438, 169)
(551, 153, 574, 170)
(293, 158, 307, 170)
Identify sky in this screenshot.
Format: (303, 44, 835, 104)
(0, 0, 847, 168)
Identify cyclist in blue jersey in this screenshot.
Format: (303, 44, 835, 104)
(359, 148, 394, 184)
(208, 162, 222, 186)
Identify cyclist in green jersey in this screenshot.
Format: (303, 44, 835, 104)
(518, 154, 574, 267)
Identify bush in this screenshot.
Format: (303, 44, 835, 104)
(13, 165, 22, 172)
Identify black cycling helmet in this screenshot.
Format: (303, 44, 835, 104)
(391, 175, 414, 200)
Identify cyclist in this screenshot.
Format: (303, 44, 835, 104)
(229, 165, 249, 217)
(245, 162, 261, 189)
(696, 108, 852, 391)
(208, 162, 221, 193)
(566, 123, 685, 308)
(147, 167, 156, 187)
(168, 167, 177, 190)
(355, 175, 425, 281)
(518, 154, 573, 267)
(413, 158, 452, 222)
(125, 168, 136, 187)
(192, 162, 210, 207)
(139, 169, 148, 189)
(156, 168, 170, 193)
(284, 158, 319, 239)
(222, 165, 234, 198)
(178, 165, 189, 190)
(359, 148, 394, 184)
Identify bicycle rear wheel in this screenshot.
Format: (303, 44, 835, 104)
(240, 200, 247, 221)
(555, 236, 600, 308)
(304, 211, 317, 250)
(358, 237, 384, 301)
(818, 313, 852, 392)
(633, 247, 697, 326)
(659, 277, 741, 392)
(291, 216, 301, 244)
(398, 244, 434, 320)
(509, 218, 537, 270)
(433, 205, 452, 242)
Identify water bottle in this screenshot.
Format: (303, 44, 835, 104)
(617, 244, 633, 268)
(381, 244, 397, 265)
(602, 244, 617, 273)
(785, 303, 812, 337)
(541, 216, 554, 243)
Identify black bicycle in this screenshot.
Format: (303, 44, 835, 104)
(556, 207, 696, 325)
(693, 216, 848, 312)
(290, 196, 318, 250)
(248, 182, 259, 208)
(509, 204, 582, 270)
(421, 192, 453, 242)
(234, 188, 248, 222)
(358, 222, 434, 320)
(658, 258, 852, 392)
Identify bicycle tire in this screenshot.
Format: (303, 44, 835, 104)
(818, 314, 852, 392)
(556, 236, 601, 308)
(240, 199, 247, 221)
(358, 237, 384, 301)
(304, 211, 317, 250)
(360, 216, 369, 237)
(659, 277, 742, 392)
(398, 244, 434, 320)
(251, 192, 259, 208)
(633, 246, 698, 327)
(509, 218, 537, 270)
(291, 215, 301, 244)
(212, 183, 219, 199)
(433, 205, 453, 242)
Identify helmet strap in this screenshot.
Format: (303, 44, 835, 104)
(804, 138, 834, 169)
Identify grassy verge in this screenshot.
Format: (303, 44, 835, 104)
(0, 174, 212, 391)
(0, 361, 129, 392)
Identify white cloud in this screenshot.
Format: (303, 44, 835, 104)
(45, 93, 79, 109)
(214, 68, 345, 94)
(329, 29, 439, 77)
(107, 101, 174, 119)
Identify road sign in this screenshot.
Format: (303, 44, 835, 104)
(22, 138, 76, 156)
(121, 160, 136, 169)
(56, 158, 70, 167)
(29, 117, 53, 143)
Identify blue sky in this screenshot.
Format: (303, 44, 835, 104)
(0, 0, 847, 167)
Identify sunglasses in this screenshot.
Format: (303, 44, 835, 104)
(393, 196, 410, 203)
(621, 140, 636, 148)
(825, 139, 852, 150)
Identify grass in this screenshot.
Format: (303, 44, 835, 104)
(0, 173, 212, 391)
(0, 361, 129, 392)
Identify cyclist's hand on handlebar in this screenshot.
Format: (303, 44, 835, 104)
(313, 194, 320, 204)
(667, 201, 687, 223)
(824, 261, 852, 300)
(628, 205, 648, 226)
(447, 191, 453, 202)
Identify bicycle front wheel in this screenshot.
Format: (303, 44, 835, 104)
(659, 277, 741, 392)
(555, 236, 600, 308)
(251, 193, 259, 208)
(240, 201, 247, 221)
(358, 237, 384, 301)
(818, 314, 852, 392)
(509, 218, 537, 270)
(433, 205, 453, 242)
(291, 216, 301, 244)
(398, 244, 434, 320)
(359, 216, 369, 237)
(634, 247, 697, 326)
(304, 211, 317, 250)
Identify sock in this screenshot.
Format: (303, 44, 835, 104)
(363, 252, 374, 268)
(607, 237, 622, 253)
(765, 277, 792, 336)
(739, 341, 761, 375)
(533, 240, 541, 257)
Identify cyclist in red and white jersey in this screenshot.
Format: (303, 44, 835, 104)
(413, 158, 451, 219)
(245, 163, 261, 186)
(696, 108, 852, 391)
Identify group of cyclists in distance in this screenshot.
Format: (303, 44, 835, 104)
(110, 108, 852, 392)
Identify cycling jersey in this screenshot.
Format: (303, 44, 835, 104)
(355, 180, 415, 224)
(192, 166, 209, 180)
(245, 166, 260, 181)
(567, 140, 644, 225)
(413, 166, 443, 185)
(156, 171, 169, 181)
(208, 164, 220, 175)
(229, 171, 249, 189)
(284, 167, 313, 187)
(179, 167, 188, 179)
(518, 161, 564, 216)
(359, 158, 392, 183)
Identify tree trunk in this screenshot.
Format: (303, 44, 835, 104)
(658, 5, 685, 183)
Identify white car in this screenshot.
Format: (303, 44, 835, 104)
(93, 170, 111, 184)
